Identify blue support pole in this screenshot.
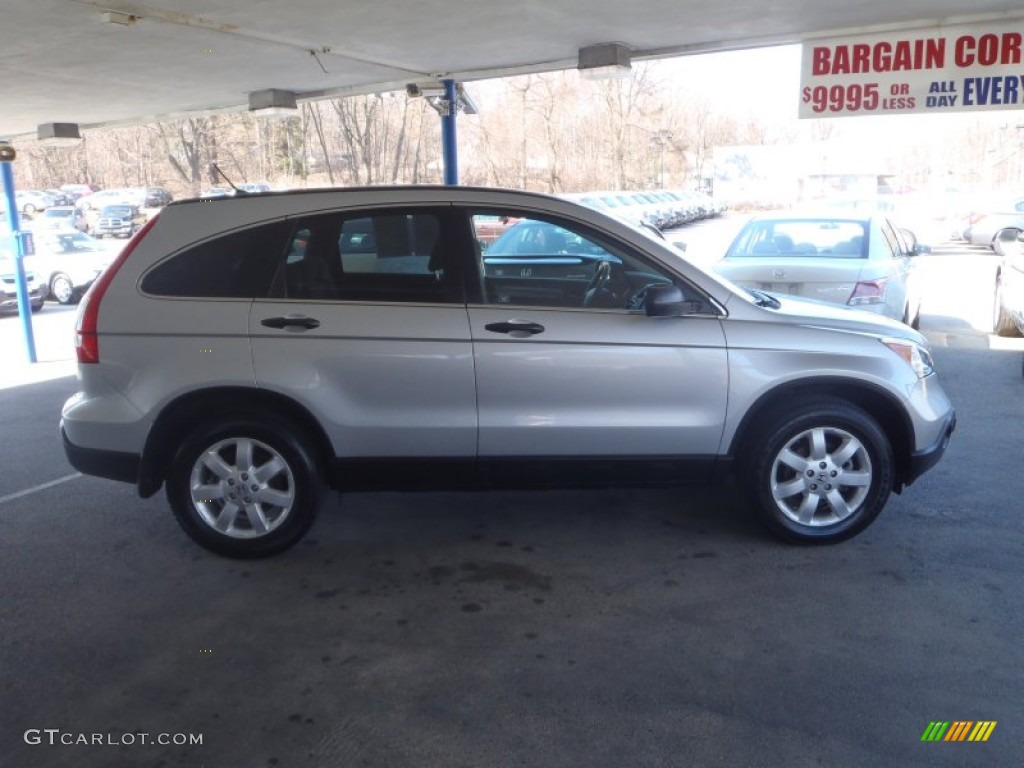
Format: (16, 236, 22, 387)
(441, 78, 459, 185)
(0, 155, 37, 363)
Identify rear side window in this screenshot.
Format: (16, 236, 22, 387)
(271, 209, 462, 304)
(141, 220, 291, 297)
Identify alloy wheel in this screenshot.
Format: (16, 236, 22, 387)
(769, 426, 872, 527)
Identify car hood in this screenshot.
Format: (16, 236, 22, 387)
(734, 291, 922, 342)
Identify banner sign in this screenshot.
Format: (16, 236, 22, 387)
(799, 22, 1024, 117)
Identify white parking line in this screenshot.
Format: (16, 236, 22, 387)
(0, 473, 82, 505)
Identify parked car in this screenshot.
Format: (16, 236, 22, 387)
(59, 183, 101, 202)
(44, 189, 73, 206)
(76, 188, 144, 211)
(199, 187, 234, 199)
(0, 259, 46, 313)
(61, 186, 955, 558)
(34, 205, 88, 233)
(143, 187, 174, 207)
(714, 212, 928, 327)
(473, 214, 520, 247)
(26, 229, 112, 304)
(237, 182, 271, 194)
(962, 197, 1024, 248)
(992, 227, 1024, 337)
(14, 189, 56, 214)
(93, 204, 146, 238)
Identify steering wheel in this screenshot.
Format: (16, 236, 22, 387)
(582, 260, 612, 307)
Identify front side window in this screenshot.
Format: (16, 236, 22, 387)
(470, 211, 689, 311)
(272, 209, 461, 304)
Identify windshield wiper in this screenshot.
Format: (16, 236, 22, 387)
(748, 288, 781, 309)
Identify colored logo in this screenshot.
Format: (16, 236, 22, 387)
(921, 721, 996, 742)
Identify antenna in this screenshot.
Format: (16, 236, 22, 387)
(209, 164, 246, 195)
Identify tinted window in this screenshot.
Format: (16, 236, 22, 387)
(272, 209, 462, 304)
(141, 220, 291, 297)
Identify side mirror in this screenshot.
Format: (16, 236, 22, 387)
(644, 283, 685, 317)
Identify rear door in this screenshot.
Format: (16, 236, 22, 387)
(250, 206, 477, 462)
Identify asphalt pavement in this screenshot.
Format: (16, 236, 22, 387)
(1, 223, 1021, 767)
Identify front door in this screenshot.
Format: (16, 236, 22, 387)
(464, 210, 729, 475)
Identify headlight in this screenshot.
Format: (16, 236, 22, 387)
(881, 337, 935, 378)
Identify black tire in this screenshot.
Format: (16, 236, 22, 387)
(993, 275, 1022, 337)
(166, 415, 325, 558)
(50, 272, 77, 305)
(740, 399, 894, 544)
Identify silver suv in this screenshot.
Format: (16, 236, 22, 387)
(61, 187, 956, 557)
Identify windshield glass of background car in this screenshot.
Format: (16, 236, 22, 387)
(727, 220, 868, 258)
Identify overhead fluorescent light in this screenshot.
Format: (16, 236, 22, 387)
(578, 43, 632, 80)
(37, 123, 83, 148)
(248, 89, 298, 118)
(101, 11, 137, 26)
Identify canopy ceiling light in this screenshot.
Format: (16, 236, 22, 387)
(578, 43, 632, 80)
(248, 89, 298, 118)
(37, 122, 83, 148)
(101, 11, 138, 26)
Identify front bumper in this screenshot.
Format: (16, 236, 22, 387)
(903, 408, 956, 488)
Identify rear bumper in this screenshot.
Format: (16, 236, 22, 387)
(903, 409, 956, 488)
(62, 425, 139, 485)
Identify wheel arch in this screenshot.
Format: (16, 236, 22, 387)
(138, 386, 335, 498)
(727, 377, 915, 490)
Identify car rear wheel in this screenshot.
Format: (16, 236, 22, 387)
(167, 416, 325, 558)
(50, 273, 76, 305)
(741, 399, 894, 543)
(993, 276, 1022, 337)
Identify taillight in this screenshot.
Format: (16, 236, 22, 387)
(75, 216, 159, 364)
(848, 278, 888, 306)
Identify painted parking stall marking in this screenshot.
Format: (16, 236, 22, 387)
(800, 21, 1024, 117)
(0, 473, 81, 506)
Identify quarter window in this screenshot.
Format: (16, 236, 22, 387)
(141, 220, 291, 297)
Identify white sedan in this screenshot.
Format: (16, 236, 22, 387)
(714, 212, 928, 327)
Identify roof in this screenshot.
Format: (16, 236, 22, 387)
(3, 2, 1022, 137)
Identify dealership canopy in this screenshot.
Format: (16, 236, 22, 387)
(3, 1, 1024, 136)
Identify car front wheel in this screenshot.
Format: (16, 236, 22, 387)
(742, 400, 894, 543)
(167, 416, 325, 558)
